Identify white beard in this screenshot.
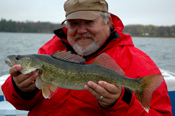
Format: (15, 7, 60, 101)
(73, 41, 100, 56)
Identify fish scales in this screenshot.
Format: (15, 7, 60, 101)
(35, 54, 141, 90)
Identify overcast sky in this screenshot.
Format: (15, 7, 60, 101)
(0, 0, 174, 26)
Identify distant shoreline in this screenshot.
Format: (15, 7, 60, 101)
(1, 31, 175, 38)
(1, 19, 175, 37)
(132, 35, 175, 38)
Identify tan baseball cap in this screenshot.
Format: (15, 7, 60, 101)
(61, 0, 108, 25)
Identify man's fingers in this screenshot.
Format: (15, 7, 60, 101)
(85, 81, 108, 99)
(8, 64, 38, 92)
(87, 81, 106, 94)
(9, 64, 22, 76)
(98, 81, 120, 94)
(84, 84, 101, 100)
(18, 72, 38, 88)
(84, 81, 122, 108)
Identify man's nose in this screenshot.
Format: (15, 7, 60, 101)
(77, 22, 87, 34)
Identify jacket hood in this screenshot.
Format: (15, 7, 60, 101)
(110, 13, 134, 46)
(110, 13, 124, 33)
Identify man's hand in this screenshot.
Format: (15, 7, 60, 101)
(9, 64, 38, 92)
(84, 81, 122, 109)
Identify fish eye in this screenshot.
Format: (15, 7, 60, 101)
(15, 55, 21, 60)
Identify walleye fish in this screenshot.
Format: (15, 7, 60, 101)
(5, 51, 163, 112)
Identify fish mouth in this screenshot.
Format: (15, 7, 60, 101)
(5, 57, 13, 67)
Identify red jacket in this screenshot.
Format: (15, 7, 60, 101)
(2, 13, 172, 116)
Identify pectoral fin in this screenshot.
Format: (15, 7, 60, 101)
(36, 76, 43, 89)
(42, 82, 58, 99)
(42, 83, 50, 99)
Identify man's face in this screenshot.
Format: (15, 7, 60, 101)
(67, 15, 111, 56)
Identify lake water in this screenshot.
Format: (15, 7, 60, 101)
(0, 32, 175, 77)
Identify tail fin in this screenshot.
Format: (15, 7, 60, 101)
(134, 75, 163, 112)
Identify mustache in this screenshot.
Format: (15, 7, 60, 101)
(74, 33, 94, 40)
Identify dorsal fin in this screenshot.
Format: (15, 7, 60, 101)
(51, 51, 86, 63)
(92, 53, 125, 75)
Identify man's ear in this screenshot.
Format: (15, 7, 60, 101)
(107, 16, 112, 31)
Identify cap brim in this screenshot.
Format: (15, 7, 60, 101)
(61, 11, 101, 25)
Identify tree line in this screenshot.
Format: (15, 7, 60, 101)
(0, 18, 175, 37)
(0, 18, 65, 33)
(123, 24, 175, 37)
